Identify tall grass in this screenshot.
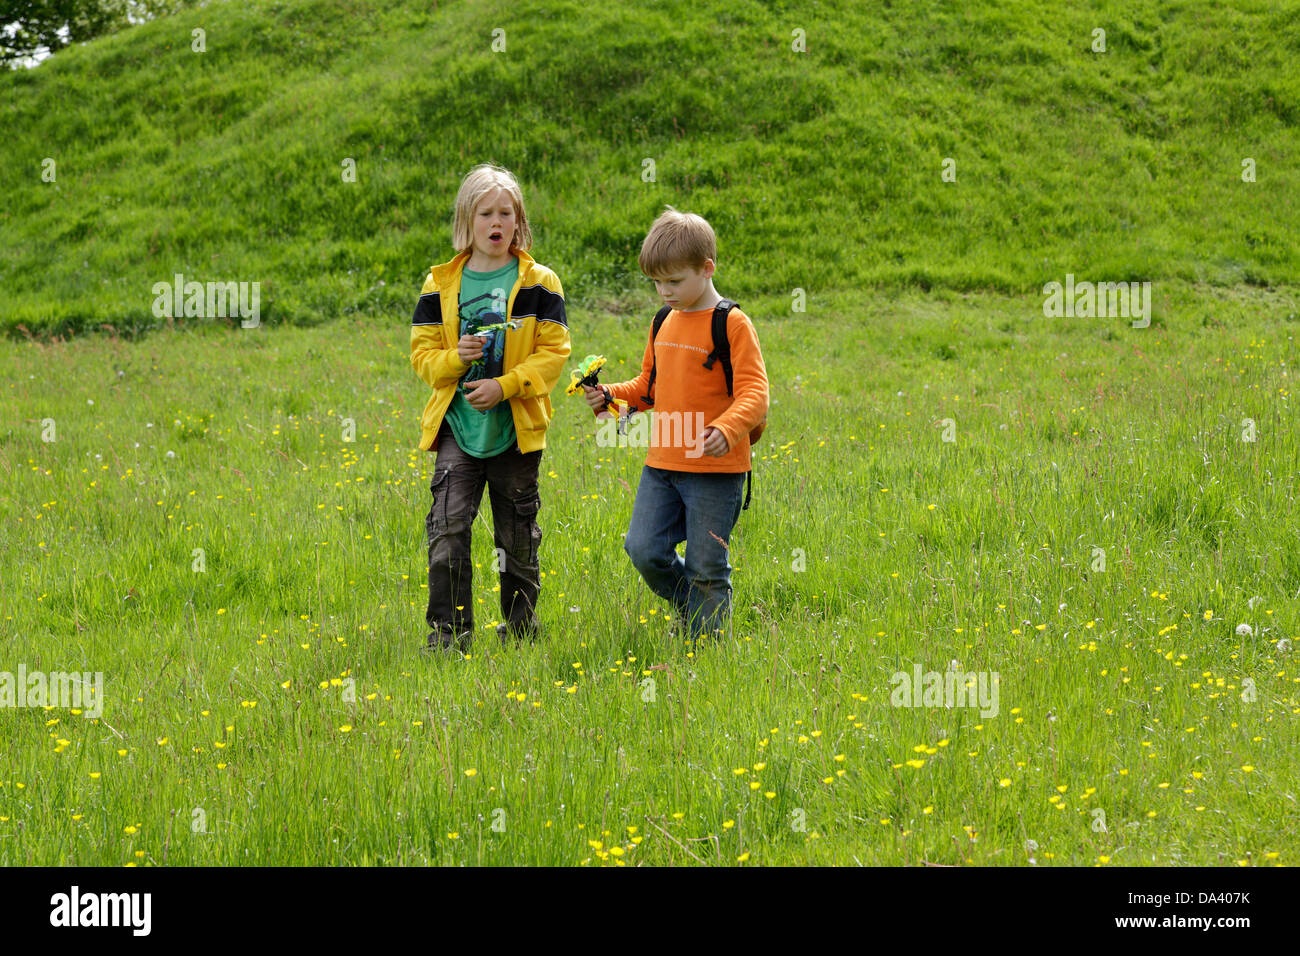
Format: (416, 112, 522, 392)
(1, 282, 1296, 864)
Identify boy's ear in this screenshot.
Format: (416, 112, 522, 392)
(702, 259, 716, 279)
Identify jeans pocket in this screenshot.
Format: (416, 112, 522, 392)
(426, 468, 450, 544)
(513, 492, 542, 567)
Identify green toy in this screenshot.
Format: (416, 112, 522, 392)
(565, 353, 608, 396)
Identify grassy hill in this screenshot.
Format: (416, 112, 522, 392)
(2, 0, 1298, 335)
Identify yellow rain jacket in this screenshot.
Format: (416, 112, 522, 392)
(410, 249, 571, 454)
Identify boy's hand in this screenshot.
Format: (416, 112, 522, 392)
(582, 384, 609, 412)
(457, 334, 486, 365)
(465, 378, 504, 411)
(701, 426, 730, 457)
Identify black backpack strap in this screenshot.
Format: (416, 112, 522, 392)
(702, 299, 737, 396)
(701, 300, 752, 511)
(641, 305, 672, 407)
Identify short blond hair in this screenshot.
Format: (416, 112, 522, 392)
(451, 164, 533, 253)
(638, 206, 716, 277)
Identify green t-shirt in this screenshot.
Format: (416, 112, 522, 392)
(445, 258, 519, 458)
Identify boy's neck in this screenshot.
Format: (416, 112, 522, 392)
(676, 283, 721, 312)
(466, 250, 515, 273)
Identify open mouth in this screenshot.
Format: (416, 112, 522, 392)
(489, 231, 503, 243)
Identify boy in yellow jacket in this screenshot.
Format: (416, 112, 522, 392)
(584, 207, 768, 641)
(411, 164, 570, 651)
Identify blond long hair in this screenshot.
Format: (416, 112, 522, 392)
(451, 164, 533, 254)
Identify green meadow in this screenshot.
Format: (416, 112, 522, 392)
(2, 0, 1298, 865)
(2, 283, 1297, 865)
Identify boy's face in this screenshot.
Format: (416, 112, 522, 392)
(471, 187, 517, 262)
(650, 259, 714, 311)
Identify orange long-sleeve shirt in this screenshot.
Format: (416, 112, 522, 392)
(601, 305, 769, 473)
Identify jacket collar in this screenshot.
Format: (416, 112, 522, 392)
(430, 248, 534, 286)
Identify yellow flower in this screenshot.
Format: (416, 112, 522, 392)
(339, 725, 352, 733)
(722, 820, 735, 829)
(999, 778, 1011, 787)
(906, 759, 926, 769)
(1204, 610, 1213, 621)
(464, 768, 477, 777)
(737, 852, 750, 862)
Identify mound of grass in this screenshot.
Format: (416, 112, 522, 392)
(2, 0, 1298, 335)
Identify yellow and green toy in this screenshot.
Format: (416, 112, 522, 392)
(565, 353, 608, 396)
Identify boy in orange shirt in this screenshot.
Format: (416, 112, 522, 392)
(583, 207, 768, 641)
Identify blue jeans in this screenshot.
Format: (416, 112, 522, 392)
(623, 466, 747, 639)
